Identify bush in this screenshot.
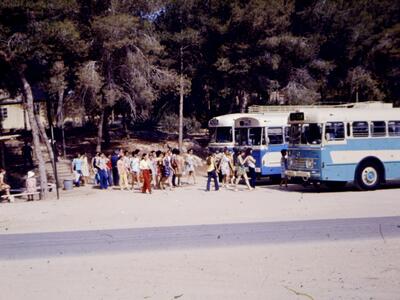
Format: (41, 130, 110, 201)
(159, 113, 201, 134)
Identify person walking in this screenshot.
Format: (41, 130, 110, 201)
(117, 152, 129, 190)
(171, 148, 178, 187)
(184, 149, 197, 184)
(140, 153, 152, 194)
(111, 150, 120, 186)
(149, 151, 158, 189)
(158, 152, 166, 190)
(25, 171, 37, 201)
(71, 153, 83, 187)
(174, 150, 185, 186)
(219, 148, 232, 188)
(280, 149, 288, 188)
(130, 150, 140, 190)
(91, 153, 101, 185)
(162, 150, 174, 190)
(98, 153, 109, 190)
(234, 150, 253, 191)
(245, 148, 257, 188)
(206, 152, 219, 191)
(81, 153, 90, 185)
(106, 154, 113, 186)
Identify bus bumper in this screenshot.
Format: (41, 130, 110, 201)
(285, 170, 311, 179)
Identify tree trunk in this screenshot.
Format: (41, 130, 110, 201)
(56, 88, 67, 157)
(179, 46, 184, 151)
(239, 91, 249, 113)
(35, 111, 56, 179)
(96, 110, 105, 153)
(19, 72, 48, 199)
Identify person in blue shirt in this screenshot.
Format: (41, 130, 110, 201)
(111, 150, 120, 186)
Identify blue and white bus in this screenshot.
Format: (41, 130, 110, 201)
(285, 104, 400, 190)
(208, 113, 259, 152)
(234, 113, 290, 177)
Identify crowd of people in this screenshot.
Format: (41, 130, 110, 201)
(71, 148, 199, 194)
(0, 146, 289, 202)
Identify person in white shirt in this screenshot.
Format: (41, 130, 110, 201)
(245, 148, 257, 188)
(117, 152, 129, 190)
(130, 150, 140, 190)
(140, 153, 152, 194)
(97, 153, 108, 189)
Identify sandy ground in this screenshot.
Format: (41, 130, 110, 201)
(1, 178, 400, 299)
(0, 178, 400, 234)
(1, 240, 399, 300)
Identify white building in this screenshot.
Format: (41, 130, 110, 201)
(0, 90, 47, 132)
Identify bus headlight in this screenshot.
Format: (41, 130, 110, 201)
(305, 159, 314, 169)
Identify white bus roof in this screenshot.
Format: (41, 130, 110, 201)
(209, 112, 288, 127)
(290, 107, 400, 124)
(248, 101, 392, 113)
(235, 113, 289, 127)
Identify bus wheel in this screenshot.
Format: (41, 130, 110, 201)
(355, 163, 381, 190)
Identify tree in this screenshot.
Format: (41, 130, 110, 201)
(78, 2, 176, 152)
(0, 0, 85, 198)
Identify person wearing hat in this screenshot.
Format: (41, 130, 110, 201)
(26, 171, 37, 201)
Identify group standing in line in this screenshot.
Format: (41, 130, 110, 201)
(205, 147, 258, 192)
(71, 148, 199, 194)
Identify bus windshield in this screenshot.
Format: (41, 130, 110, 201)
(210, 127, 233, 143)
(290, 123, 322, 145)
(235, 127, 265, 146)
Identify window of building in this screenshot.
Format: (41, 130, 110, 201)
(0, 107, 8, 120)
(371, 121, 386, 137)
(352, 121, 369, 137)
(388, 121, 400, 136)
(325, 122, 345, 140)
(268, 127, 284, 144)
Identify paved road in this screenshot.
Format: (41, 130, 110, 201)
(1, 216, 400, 260)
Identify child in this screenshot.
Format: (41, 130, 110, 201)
(280, 149, 288, 188)
(26, 171, 37, 201)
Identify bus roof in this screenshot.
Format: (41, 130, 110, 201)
(209, 112, 289, 127)
(248, 101, 392, 113)
(289, 107, 400, 124)
(235, 113, 289, 127)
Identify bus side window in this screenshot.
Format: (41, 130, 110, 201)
(388, 121, 400, 136)
(352, 121, 369, 137)
(346, 123, 350, 137)
(325, 122, 344, 141)
(371, 121, 386, 137)
(267, 127, 283, 144)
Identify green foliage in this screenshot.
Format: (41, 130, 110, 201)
(0, 0, 399, 128)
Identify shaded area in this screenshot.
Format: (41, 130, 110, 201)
(1, 216, 400, 260)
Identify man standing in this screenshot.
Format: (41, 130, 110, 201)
(111, 150, 120, 186)
(206, 152, 219, 192)
(117, 152, 129, 190)
(22, 142, 33, 168)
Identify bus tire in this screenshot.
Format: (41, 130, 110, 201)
(355, 162, 381, 191)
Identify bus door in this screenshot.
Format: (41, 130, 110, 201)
(261, 127, 286, 176)
(247, 127, 266, 173)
